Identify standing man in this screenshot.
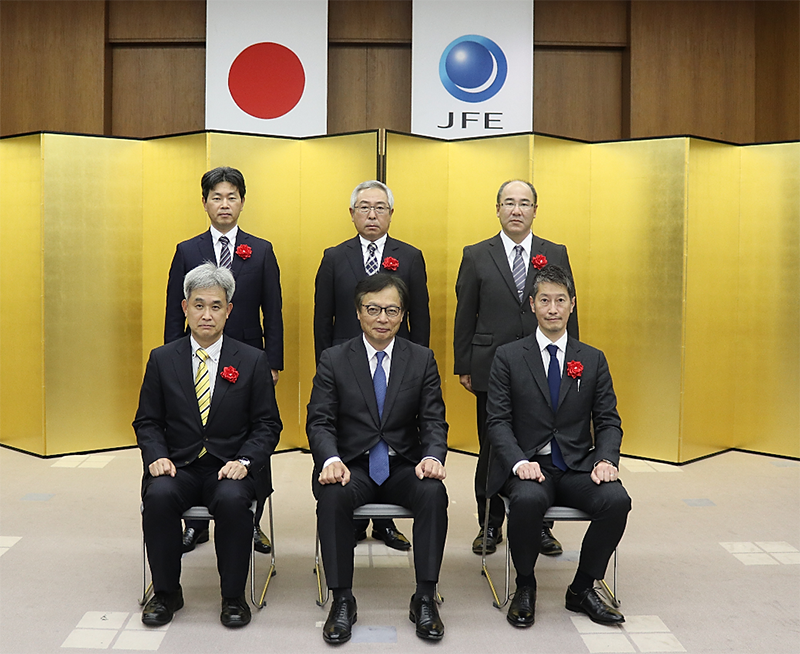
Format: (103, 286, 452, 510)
(453, 180, 578, 556)
(313, 180, 430, 551)
(164, 166, 283, 555)
(308, 274, 448, 644)
(486, 264, 629, 628)
(135, 263, 282, 628)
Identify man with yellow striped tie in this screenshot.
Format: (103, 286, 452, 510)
(134, 263, 282, 628)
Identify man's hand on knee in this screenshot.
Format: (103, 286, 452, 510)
(416, 458, 446, 480)
(319, 460, 350, 486)
(515, 461, 545, 482)
(149, 458, 176, 477)
(218, 460, 248, 480)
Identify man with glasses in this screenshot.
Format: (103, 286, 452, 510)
(314, 180, 430, 551)
(453, 180, 579, 557)
(308, 273, 448, 644)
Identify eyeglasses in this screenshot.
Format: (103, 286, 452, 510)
(361, 304, 403, 318)
(500, 201, 535, 210)
(354, 204, 390, 215)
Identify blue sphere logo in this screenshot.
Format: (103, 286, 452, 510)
(439, 35, 507, 103)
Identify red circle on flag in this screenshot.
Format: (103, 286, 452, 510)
(228, 43, 305, 119)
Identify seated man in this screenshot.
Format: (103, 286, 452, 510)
(307, 273, 448, 644)
(486, 264, 631, 628)
(134, 263, 282, 628)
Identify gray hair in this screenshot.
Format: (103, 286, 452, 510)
(496, 179, 537, 205)
(183, 262, 236, 303)
(350, 180, 394, 210)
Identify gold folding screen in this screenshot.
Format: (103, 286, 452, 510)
(0, 131, 797, 461)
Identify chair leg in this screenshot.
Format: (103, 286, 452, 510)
(596, 547, 620, 608)
(480, 497, 510, 609)
(140, 532, 152, 606)
(313, 526, 330, 607)
(251, 495, 276, 609)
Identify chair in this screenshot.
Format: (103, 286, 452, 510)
(314, 503, 441, 607)
(139, 496, 276, 609)
(481, 497, 618, 609)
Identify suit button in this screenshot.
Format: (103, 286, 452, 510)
(553, 429, 558, 434)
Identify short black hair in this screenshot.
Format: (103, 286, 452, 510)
(531, 264, 576, 300)
(354, 273, 409, 312)
(201, 166, 246, 201)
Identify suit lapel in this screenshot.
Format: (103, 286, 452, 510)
(196, 230, 216, 264)
(345, 236, 368, 280)
(347, 338, 381, 427)
(558, 338, 582, 410)
(207, 338, 239, 426)
(172, 338, 204, 430)
(523, 235, 550, 301)
(488, 235, 522, 304)
(522, 338, 552, 409)
(230, 229, 248, 278)
(381, 337, 409, 423)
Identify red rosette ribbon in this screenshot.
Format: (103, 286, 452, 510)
(382, 256, 399, 271)
(532, 254, 548, 270)
(235, 244, 252, 260)
(566, 360, 583, 379)
(220, 366, 239, 383)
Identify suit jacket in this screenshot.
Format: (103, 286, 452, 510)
(164, 229, 283, 369)
(485, 334, 622, 497)
(313, 235, 430, 363)
(133, 336, 283, 495)
(453, 233, 579, 392)
(306, 336, 448, 471)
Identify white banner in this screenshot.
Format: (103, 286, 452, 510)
(206, 0, 327, 137)
(411, 0, 533, 139)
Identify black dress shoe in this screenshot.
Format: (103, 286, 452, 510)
(323, 596, 357, 644)
(220, 595, 251, 628)
(507, 586, 535, 627)
(253, 526, 272, 554)
(565, 586, 625, 625)
(142, 587, 183, 626)
(409, 594, 444, 641)
(540, 526, 563, 556)
(371, 526, 411, 551)
(181, 526, 209, 553)
(472, 526, 503, 554)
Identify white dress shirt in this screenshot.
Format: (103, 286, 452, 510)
(499, 229, 533, 276)
(359, 233, 387, 270)
(210, 224, 239, 267)
(190, 334, 223, 401)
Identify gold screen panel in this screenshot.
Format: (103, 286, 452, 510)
(0, 135, 45, 454)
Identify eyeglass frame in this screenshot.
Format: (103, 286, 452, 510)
(498, 200, 536, 211)
(360, 303, 404, 318)
(353, 204, 391, 215)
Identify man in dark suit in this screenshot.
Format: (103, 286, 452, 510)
(314, 180, 430, 551)
(307, 273, 448, 644)
(487, 264, 630, 628)
(454, 180, 579, 555)
(164, 166, 283, 554)
(135, 263, 282, 628)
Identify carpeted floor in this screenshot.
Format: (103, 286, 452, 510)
(0, 446, 797, 654)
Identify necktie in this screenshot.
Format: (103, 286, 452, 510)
(365, 242, 379, 276)
(369, 351, 390, 485)
(195, 349, 211, 427)
(219, 235, 232, 269)
(546, 344, 568, 471)
(511, 245, 526, 300)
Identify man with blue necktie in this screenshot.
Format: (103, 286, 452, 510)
(307, 273, 448, 644)
(486, 264, 630, 628)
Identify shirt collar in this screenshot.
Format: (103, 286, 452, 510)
(362, 333, 395, 363)
(535, 326, 568, 354)
(190, 334, 223, 361)
(499, 230, 533, 259)
(359, 233, 388, 251)
(210, 224, 238, 245)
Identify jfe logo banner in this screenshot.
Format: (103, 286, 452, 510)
(411, 0, 533, 139)
(206, 0, 327, 137)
